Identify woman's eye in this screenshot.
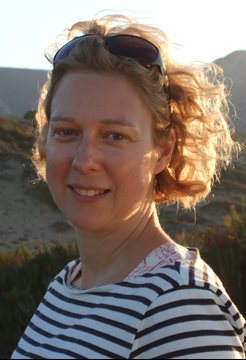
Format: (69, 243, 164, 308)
(54, 128, 80, 138)
(107, 132, 127, 141)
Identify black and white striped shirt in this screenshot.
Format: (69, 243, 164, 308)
(12, 243, 246, 359)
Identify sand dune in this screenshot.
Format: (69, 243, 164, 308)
(0, 154, 74, 250)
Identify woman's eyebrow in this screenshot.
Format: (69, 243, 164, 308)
(50, 116, 136, 128)
(100, 119, 136, 128)
(50, 116, 75, 123)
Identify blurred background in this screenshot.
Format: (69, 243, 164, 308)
(0, 0, 245, 358)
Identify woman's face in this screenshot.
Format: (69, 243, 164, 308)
(46, 72, 169, 232)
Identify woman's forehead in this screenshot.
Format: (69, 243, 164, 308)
(51, 72, 153, 126)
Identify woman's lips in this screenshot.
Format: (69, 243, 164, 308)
(68, 185, 111, 201)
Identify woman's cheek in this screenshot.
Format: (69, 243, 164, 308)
(46, 147, 67, 185)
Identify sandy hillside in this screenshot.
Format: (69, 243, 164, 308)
(0, 154, 75, 250)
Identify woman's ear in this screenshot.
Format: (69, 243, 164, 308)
(154, 128, 176, 175)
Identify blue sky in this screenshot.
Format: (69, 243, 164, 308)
(1, 0, 246, 69)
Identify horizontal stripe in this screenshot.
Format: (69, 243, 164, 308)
(41, 299, 136, 333)
(29, 319, 132, 350)
(145, 296, 216, 318)
(135, 314, 228, 339)
(132, 330, 242, 358)
(141, 272, 180, 288)
(28, 322, 127, 358)
(41, 298, 83, 319)
(15, 346, 46, 359)
(88, 290, 151, 306)
(117, 281, 164, 295)
(35, 309, 135, 343)
(49, 287, 143, 319)
(22, 334, 86, 358)
(152, 345, 244, 359)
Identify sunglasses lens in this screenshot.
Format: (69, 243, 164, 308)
(107, 35, 158, 65)
(53, 37, 84, 65)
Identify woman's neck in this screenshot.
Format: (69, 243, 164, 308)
(74, 205, 173, 289)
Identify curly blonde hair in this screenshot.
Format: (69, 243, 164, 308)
(33, 14, 240, 209)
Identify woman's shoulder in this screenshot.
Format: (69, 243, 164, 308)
(146, 244, 234, 306)
(139, 246, 245, 330)
(127, 242, 223, 293)
(130, 242, 243, 316)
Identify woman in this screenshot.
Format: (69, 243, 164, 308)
(12, 14, 245, 359)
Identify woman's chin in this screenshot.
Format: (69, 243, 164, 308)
(68, 216, 110, 233)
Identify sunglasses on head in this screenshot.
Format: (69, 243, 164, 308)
(53, 34, 165, 75)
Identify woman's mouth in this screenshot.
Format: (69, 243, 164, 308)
(68, 185, 111, 201)
(73, 188, 109, 197)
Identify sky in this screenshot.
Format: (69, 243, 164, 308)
(1, 0, 246, 70)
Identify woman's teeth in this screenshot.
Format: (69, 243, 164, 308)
(74, 189, 106, 197)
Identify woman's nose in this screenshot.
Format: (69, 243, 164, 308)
(71, 137, 102, 173)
